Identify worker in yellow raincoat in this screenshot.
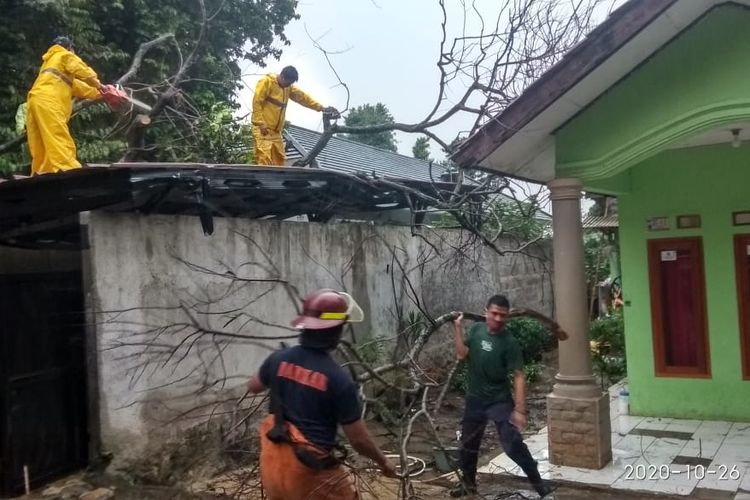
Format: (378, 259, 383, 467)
(251, 66, 339, 166)
(26, 36, 105, 175)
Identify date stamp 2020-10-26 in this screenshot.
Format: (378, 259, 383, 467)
(623, 463, 742, 481)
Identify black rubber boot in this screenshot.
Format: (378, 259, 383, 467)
(532, 479, 555, 498)
(449, 481, 478, 497)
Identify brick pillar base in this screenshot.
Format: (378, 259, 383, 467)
(547, 391, 612, 469)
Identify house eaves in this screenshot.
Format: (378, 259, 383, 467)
(451, 0, 745, 182)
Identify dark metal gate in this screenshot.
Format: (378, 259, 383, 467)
(0, 272, 88, 496)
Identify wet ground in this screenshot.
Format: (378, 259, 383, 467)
(474, 474, 687, 499)
(28, 450, 697, 500)
(28, 349, 688, 499)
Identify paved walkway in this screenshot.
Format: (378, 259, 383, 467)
(479, 381, 750, 498)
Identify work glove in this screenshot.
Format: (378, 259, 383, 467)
(323, 106, 340, 119)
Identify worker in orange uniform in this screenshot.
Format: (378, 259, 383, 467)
(251, 66, 339, 166)
(247, 289, 397, 499)
(26, 36, 108, 175)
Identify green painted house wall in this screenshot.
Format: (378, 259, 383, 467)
(556, 4, 750, 185)
(618, 146, 750, 420)
(552, 4, 750, 420)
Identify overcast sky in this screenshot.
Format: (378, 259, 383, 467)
(239, 0, 470, 158)
(238, 0, 622, 208)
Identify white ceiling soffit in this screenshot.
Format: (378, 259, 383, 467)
(479, 0, 731, 183)
(668, 121, 750, 149)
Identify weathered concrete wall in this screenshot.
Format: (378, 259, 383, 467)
(86, 212, 552, 463)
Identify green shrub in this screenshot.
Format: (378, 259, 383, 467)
(354, 335, 386, 365)
(590, 311, 627, 387)
(450, 318, 555, 394)
(524, 362, 544, 384)
(452, 359, 544, 394)
(452, 361, 469, 394)
(505, 317, 556, 364)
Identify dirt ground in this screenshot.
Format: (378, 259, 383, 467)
(28, 468, 689, 500)
(28, 349, 677, 500)
(365, 348, 560, 475)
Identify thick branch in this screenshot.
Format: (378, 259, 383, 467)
(124, 0, 207, 161)
(117, 33, 176, 86)
(1, 33, 181, 161)
(357, 308, 566, 383)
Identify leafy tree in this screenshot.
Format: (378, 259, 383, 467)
(342, 103, 396, 152)
(590, 310, 626, 387)
(0, 0, 298, 174)
(412, 136, 430, 161)
(435, 196, 547, 242)
(191, 102, 253, 164)
(482, 197, 547, 241)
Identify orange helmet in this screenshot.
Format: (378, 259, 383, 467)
(291, 289, 364, 330)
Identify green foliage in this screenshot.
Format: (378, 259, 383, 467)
(451, 360, 544, 393)
(354, 336, 387, 365)
(584, 232, 611, 291)
(485, 198, 547, 241)
(524, 362, 543, 384)
(590, 310, 627, 387)
(398, 309, 427, 346)
(190, 102, 252, 163)
(452, 361, 469, 394)
(0, 0, 298, 173)
(451, 318, 555, 393)
(505, 317, 556, 364)
(412, 136, 430, 161)
(435, 197, 547, 242)
(342, 103, 397, 152)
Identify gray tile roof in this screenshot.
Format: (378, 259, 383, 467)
(284, 125, 451, 183)
(582, 214, 619, 228)
(282, 125, 554, 223)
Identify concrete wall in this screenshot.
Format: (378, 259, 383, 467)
(86, 212, 552, 462)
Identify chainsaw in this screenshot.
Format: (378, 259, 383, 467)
(99, 84, 152, 114)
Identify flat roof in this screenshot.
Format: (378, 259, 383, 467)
(0, 164, 468, 249)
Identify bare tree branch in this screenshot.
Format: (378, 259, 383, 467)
(117, 33, 176, 86)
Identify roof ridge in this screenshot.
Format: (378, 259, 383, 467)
(286, 123, 438, 166)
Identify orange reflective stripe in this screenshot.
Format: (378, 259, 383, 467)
(41, 68, 73, 86)
(277, 361, 328, 391)
(265, 96, 287, 108)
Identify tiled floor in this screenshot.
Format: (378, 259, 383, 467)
(479, 381, 750, 498)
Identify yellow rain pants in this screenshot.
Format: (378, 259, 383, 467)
(252, 128, 286, 166)
(251, 73, 323, 166)
(26, 44, 101, 175)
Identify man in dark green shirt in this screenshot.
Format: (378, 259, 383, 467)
(450, 295, 552, 498)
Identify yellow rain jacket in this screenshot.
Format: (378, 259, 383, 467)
(26, 44, 101, 175)
(251, 73, 323, 166)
